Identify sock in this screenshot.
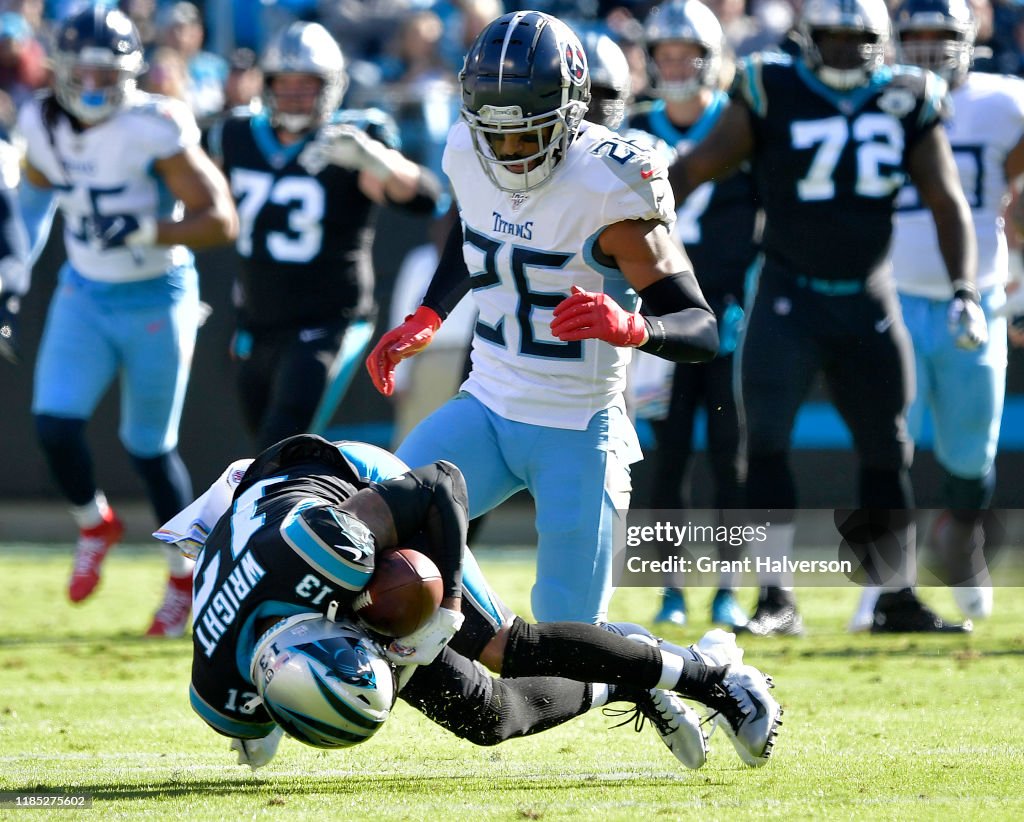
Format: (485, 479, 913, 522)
(165, 545, 195, 578)
(71, 491, 110, 530)
(590, 683, 611, 708)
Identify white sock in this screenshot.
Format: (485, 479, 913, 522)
(656, 650, 685, 690)
(590, 683, 610, 708)
(165, 546, 195, 578)
(71, 491, 110, 530)
(757, 522, 796, 588)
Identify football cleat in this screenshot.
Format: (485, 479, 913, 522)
(848, 586, 881, 633)
(653, 587, 687, 626)
(605, 688, 708, 770)
(145, 573, 193, 637)
(737, 587, 803, 636)
(711, 589, 749, 628)
(871, 588, 972, 633)
(68, 509, 124, 602)
(700, 664, 782, 767)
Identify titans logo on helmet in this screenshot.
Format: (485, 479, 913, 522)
(564, 43, 587, 86)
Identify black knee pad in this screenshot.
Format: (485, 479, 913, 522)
(34, 414, 85, 451)
(944, 470, 994, 521)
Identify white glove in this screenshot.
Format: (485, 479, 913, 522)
(948, 283, 988, 350)
(229, 726, 284, 771)
(298, 124, 393, 180)
(384, 607, 464, 667)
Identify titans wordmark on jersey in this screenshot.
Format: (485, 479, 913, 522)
(736, 53, 949, 283)
(17, 91, 199, 282)
(211, 109, 399, 332)
(444, 120, 675, 430)
(892, 72, 1024, 298)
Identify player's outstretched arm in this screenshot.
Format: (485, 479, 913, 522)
(152, 145, 239, 250)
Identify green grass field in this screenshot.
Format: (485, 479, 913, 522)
(1, 543, 1023, 821)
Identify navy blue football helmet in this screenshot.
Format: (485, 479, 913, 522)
(460, 11, 591, 193)
(894, 0, 975, 87)
(53, 6, 145, 124)
(581, 31, 631, 130)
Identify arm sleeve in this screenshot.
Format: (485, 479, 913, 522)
(370, 461, 468, 600)
(637, 272, 719, 362)
(421, 219, 471, 319)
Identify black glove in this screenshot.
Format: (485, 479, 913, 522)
(0, 292, 21, 365)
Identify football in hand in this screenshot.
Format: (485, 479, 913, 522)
(353, 548, 443, 638)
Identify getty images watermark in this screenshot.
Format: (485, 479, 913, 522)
(612, 509, 1021, 588)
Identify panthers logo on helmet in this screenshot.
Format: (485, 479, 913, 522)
(564, 42, 588, 86)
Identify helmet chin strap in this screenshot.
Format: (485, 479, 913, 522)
(275, 111, 316, 133)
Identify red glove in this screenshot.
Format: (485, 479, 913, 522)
(550, 285, 647, 347)
(365, 305, 442, 396)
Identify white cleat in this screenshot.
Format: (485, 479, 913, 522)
(701, 664, 782, 767)
(606, 689, 708, 770)
(694, 628, 744, 667)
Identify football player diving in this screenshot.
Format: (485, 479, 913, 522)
(157, 434, 782, 770)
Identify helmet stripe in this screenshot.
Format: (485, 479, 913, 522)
(497, 11, 531, 93)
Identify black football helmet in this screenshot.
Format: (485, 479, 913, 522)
(893, 0, 975, 87)
(460, 11, 591, 193)
(261, 21, 347, 133)
(799, 0, 891, 90)
(581, 31, 631, 130)
(53, 6, 145, 124)
(643, 0, 724, 101)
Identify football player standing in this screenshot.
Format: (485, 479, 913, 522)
(367, 10, 719, 624)
(206, 21, 441, 451)
(850, 0, 1024, 628)
(17, 6, 238, 635)
(669, 0, 981, 633)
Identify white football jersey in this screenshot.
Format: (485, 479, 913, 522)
(444, 120, 675, 430)
(18, 92, 200, 283)
(891, 72, 1024, 298)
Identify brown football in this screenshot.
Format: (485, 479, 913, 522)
(353, 548, 443, 637)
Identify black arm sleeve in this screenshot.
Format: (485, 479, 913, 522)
(637, 272, 719, 362)
(385, 166, 443, 216)
(370, 461, 467, 599)
(421, 219, 471, 319)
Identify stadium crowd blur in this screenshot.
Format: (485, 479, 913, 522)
(3, 0, 1024, 184)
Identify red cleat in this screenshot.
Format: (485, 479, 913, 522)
(68, 510, 124, 603)
(145, 573, 192, 638)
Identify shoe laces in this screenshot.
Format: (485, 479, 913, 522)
(704, 671, 773, 733)
(603, 691, 677, 737)
(72, 536, 109, 574)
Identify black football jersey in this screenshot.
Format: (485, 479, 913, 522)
(630, 93, 760, 301)
(734, 54, 950, 282)
(189, 435, 376, 738)
(212, 108, 401, 332)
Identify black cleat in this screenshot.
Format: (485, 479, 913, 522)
(736, 587, 804, 637)
(870, 588, 973, 633)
